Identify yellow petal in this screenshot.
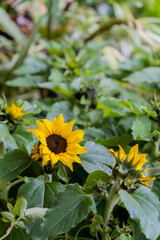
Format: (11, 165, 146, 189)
(42, 119, 53, 134)
(60, 119, 75, 139)
(59, 154, 73, 171)
(134, 155, 148, 170)
(108, 148, 118, 159)
(67, 144, 87, 154)
(67, 130, 84, 144)
(118, 145, 126, 161)
(42, 154, 50, 166)
(52, 114, 64, 134)
(128, 144, 138, 162)
(50, 153, 59, 166)
(27, 129, 46, 145)
(41, 146, 51, 154)
(32, 153, 40, 161)
(36, 120, 50, 137)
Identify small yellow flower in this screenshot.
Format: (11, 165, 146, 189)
(28, 114, 87, 171)
(31, 144, 41, 161)
(108, 144, 156, 187)
(6, 103, 25, 119)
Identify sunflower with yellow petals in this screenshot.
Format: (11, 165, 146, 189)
(108, 144, 155, 187)
(6, 102, 25, 119)
(28, 114, 87, 171)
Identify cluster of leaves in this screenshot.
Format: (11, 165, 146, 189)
(1, 0, 160, 240)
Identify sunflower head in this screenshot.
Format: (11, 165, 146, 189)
(6, 102, 25, 119)
(108, 144, 156, 187)
(28, 114, 87, 171)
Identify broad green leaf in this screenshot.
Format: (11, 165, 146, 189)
(132, 116, 157, 141)
(84, 127, 106, 141)
(0, 124, 17, 151)
(84, 170, 112, 194)
(0, 150, 32, 182)
(81, 141, 115, 175)
(1, 212, 15, 223)
(5, 228, 32, 240)
(14, 57, 48, 75)
(46, 101, 74, 121)
(119, 187, 160, 240)
(22, 208, 48, 223)
(13, 126, 34, 152)
(124, 66, 160, 87)
(129, 219, 148, 240)
(97, 97, 130, 117)
(44, 182, 66, 208)
(15, 197, 27, 217)
(6, 75, 44, 87)
(18, 176, 45, 208)
(39, 184, 92, 239)
(0, 8, 25, 43)
(96, 134, 132, 148)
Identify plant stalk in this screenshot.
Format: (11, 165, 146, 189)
(102, 180, 120, 240)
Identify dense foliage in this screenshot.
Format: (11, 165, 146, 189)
(0, 0, 160, 239)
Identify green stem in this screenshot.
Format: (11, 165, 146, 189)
(0, 218, 20, 240)
(48, 174, 53, 182)
(102, 180, 120, 240)
(74, 224, 91, 240)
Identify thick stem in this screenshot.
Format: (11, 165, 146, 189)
(102, 180, 120, 240)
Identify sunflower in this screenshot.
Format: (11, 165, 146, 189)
(28, 114, 87, 171)
(108, 144, 155, 187)
(6, 102, 25, 119)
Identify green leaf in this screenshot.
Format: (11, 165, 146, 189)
(0, 178, 5, 191)
(13, 125, 34, 151)
(1, 212, 15, 223)
(46, 101, 74, 122)
(129, 219, 148, 240)
(81, 141, 115, 175)
(7, 202, 15, 215)
(22, 208, 48, 223)
(84, 170, 112, 194)
(96, 134, 132, 148)
(124, 66, 160, 87)
(0, 124, 17, 151)
(6, 75, 44, 87)
(0, 7, 25, 43)
(84, 127, 106, 141)
(5, 228, 32, 240)
(57, 162, 70, 183)
(18, 176, 45, 208)
(14, 57, 48, 75)
(97, 97, 130, 117)
(132, 116, 156, 141)
(119, 187, 160, 240)
(15, 197, 27, 217)
(39, 184, 92, 239)
(44, 182, 66, 208)
(0, 150, 32, 182)
(119, 234, 132, 240)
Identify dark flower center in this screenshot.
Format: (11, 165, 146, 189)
(46, 134, 67, 154)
